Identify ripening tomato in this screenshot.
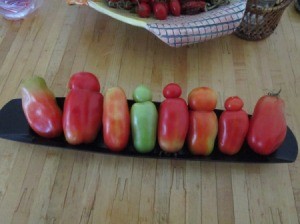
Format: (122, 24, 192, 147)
(188, 86, 217, 111)
(247, 92, 287, 155)
(187, 87, 218, 155)
(158, 83, 189, 153)
(21, 76, 63, 138)
(218, 96, 249, 155)
(103, 87, 130, 152)
(188, 111, 218, 155)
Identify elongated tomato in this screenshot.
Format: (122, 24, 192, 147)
(21, 76, 63, 138)
(187, 87, 218, 155)
(218, 96, 249, 155)
(131, 85, 158, 153)
(188, 111, 218, 155)
(247, 92, 287, 155)
(103, 87, 130, 152)
(158, 83, 189, 153)
(63, 72, 103, 145)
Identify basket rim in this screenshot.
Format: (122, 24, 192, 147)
(246, 0, 293, 13)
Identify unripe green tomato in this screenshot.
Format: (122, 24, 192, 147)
(131, 102, 158, 153)
(133, 85, 152, 103)
(131, 85, 157, 153)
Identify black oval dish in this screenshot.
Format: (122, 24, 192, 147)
(0, 98, 298, 163)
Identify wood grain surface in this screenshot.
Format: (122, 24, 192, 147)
(0, 1, 300, 223)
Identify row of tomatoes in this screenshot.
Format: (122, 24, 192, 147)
(21, 72, 287, 156)
(106, 0, 207, 20)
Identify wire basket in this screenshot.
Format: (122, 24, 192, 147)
(234, 0, 293, 40)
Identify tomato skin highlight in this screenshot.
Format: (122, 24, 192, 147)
(103, 87, 130, 152)
(158, 83, 189, 153)
(187, 87, 218, 155)
(21, 76, 63, 138)
(247, 94, 287, 155)
(63, 72, 103, 145)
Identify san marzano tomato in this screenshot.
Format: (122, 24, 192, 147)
(21, 76, 63, 138)
(103, 87, 130, 152)
(247, 92, 287, 155)
(187, 87, 218, 155)
(63, 72, 103, 145)
(218, 96, 249, 155)
(158, 83, 189, 153)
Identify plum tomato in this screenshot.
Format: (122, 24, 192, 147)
(247, 92, 287, 155)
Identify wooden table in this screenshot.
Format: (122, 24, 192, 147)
(0, 1, 300, 223)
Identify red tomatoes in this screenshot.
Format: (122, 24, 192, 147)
(63, 72, 103, 145)
(247, 92, 287, 155)
(218, 96, 249, 155)
(158, 83, 189, 153)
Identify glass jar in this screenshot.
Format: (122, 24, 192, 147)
(0, 0, 43, 20)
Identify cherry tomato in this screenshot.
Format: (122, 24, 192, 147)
(153, 2, 168, 20)
(218, 96, 249, 155)
(224, 96, 244, 111)
(181, 0, 206, 15)
(136, 2, 151, 18)
(169, 0, 181, 16)
(247, 92, 287, 155)
(158, 83, 189, 153)
(163, 83, 182, 98)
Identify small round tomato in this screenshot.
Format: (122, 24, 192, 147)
(188, 87, 217, 111)
(68, 72, 100, 92)
(169, 0, 181, 16)
(163, 83, 182, 98)
(153, 2, 168, 20)
(136, 2, 151, 18)
(133, 85, 152, 102)
(224, 96, 244, 111)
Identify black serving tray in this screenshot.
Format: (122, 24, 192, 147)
(0, 98, 298, 163)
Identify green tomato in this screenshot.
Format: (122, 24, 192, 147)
(131, 101, 158, 153)
(133, 85, 152, 103)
